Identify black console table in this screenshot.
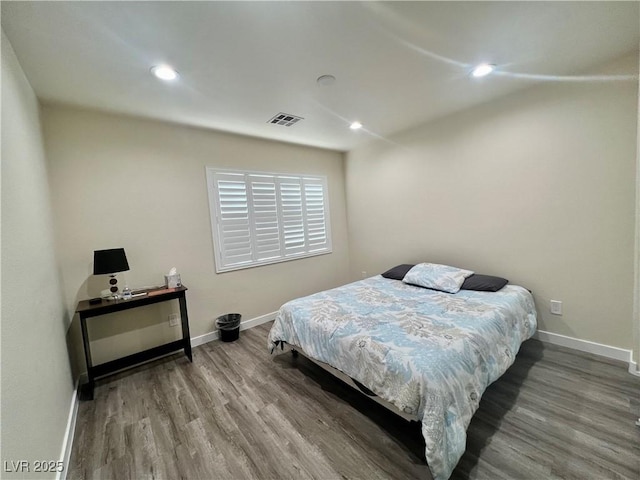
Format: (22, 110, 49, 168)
(76, 286, 192, 400)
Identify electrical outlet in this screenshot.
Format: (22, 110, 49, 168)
(550, 300, 562, 315)
(361, 271, 367, 279)
(168, 314, 180, 327)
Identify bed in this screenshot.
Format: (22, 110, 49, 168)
(268, 265, 537, 480)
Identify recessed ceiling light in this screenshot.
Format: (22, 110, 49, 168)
(350, 121, 363, 130)
(471, 63, 495, 78)
(151, 65, 179, 81)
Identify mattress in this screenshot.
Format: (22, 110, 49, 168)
(268, 275, 537, 480)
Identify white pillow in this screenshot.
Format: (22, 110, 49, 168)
(402, 263, 474, 294)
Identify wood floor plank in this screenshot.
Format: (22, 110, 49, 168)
(68, 322, 640, 480)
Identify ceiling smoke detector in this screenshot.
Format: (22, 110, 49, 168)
(317, 74, 336, 86)
(267, 112, 304, 127)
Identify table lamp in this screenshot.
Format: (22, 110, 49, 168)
(93, 248, 130, 300)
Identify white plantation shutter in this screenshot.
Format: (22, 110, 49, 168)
(212, 172, 253, 267)
(279, 177, 305, 256)
(249, 175, 281, 261)
(303, 178, 329, 251)
(207, 168, 332, 272)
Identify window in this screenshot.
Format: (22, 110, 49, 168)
(206, 167, 332, 272)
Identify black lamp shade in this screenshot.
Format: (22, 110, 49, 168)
(93, 248, 130, 275)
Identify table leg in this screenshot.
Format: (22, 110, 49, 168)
(178, 294, 192, 362)
(79, 315, 95, 400)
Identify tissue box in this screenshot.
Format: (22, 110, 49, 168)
(164, 274, 181, 288)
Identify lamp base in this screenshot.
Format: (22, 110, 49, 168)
(106, 274, 120, 300)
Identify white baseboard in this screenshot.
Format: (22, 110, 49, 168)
(534, 330, 635, 372)
(57, 380, 79, 480)
(629, 360, 640, 377)
(191, 311, 277, 347)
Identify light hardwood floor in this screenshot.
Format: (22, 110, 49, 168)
(68, 322, 640, 480)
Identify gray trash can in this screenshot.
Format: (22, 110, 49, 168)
(216, 313, 241, 342)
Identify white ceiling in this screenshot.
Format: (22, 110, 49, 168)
(2, 1, 638, 151)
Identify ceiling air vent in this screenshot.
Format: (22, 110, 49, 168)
(267, 112, 303, 127)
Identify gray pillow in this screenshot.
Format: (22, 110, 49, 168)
(461, 274, 508, 292)
(380, 264, 414, 280)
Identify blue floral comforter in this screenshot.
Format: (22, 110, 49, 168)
(268, 275, 537, 480)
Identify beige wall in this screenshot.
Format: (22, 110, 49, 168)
(635, 47, 640, 368)
(346, 54, 638, 350)
(1, 32, 75, 476)
(42, 106, 350, 373)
